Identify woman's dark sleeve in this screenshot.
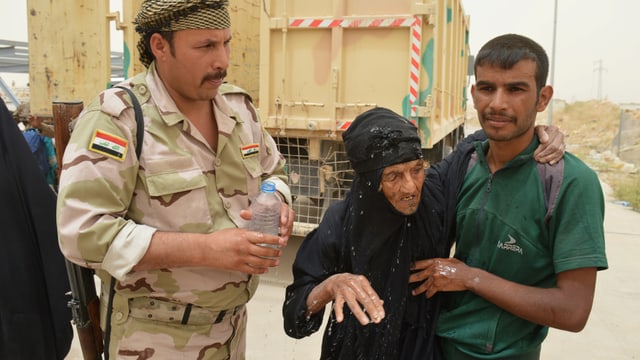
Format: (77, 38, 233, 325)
(426, 129, 485, 188)
(283, 201, 345, 339)
(423, 129, 484, 253)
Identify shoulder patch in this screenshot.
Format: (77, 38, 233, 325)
(89, 130, 128, 161)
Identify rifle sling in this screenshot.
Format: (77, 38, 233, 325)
(103, 86, 144, 360)
(115, 86, 144, 159)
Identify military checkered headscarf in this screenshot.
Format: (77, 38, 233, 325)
(134, 0, 230, 67)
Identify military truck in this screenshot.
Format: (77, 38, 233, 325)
(257, 0, 470, 235)
(25, 0, 470, 236)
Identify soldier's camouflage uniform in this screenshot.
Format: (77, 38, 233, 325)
(57, 63, 291, 359)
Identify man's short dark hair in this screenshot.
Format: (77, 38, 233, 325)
(141, 31, 174, 66)
(474, 34, 549, 93)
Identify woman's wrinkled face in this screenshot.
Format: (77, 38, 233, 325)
(379, 159, 425, 215)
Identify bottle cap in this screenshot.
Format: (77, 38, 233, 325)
(261, 180, 276, 193)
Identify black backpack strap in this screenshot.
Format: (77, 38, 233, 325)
(103, 86, 144, 360)
(114, 86, 144, 159)
(536, 159, 564, 224)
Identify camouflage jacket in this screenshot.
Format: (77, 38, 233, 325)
(57, 64, 290, 310)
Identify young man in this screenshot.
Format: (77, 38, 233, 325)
(410, 34, 608, 359)
(56, 0, 294, 358)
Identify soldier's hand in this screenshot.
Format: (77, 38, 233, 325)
(205, 227, 283, 275)
(240, 204, 295, 247)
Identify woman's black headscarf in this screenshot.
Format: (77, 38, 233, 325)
(317, 107, 444, 359)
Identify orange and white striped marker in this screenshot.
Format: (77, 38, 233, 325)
(288, 15, 423, 121)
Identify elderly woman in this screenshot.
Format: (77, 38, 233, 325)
(282, 107, 564, 359)
(283, 107, 455, 359)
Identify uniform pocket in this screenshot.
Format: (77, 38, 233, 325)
(144, 156, 207, 196)
(241, 154, 264, 179)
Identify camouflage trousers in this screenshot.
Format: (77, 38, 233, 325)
(104, 292, 248, 360)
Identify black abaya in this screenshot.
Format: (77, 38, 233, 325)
(0, 98, 73, 359)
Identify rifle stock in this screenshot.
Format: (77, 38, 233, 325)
(54, 101, 104, 360)
(65, 260, 104, 360)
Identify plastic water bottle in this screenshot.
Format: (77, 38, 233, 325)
(249, 181, 281, 248)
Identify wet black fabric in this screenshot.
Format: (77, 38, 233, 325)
(284, 175, 447, 359)
(343, 107, 423, 174)
(0, 99, 73, 359)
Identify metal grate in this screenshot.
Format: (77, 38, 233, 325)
(274, 137, 353, 236)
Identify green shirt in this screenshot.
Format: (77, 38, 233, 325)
(437, 137, 608, 359)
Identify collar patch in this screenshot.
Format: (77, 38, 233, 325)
(241, 143, 259, 158)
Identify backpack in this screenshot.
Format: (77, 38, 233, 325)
(536, 160, 564, 224)
(22, 128, 49, 180)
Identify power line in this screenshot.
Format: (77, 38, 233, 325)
(547, 0, 558, 125)
(593, 59, 607, 101)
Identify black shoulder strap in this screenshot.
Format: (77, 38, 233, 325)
(103, 86, 144, 360)
(114, 86, 144, 158)
(536, 159, 564, 224)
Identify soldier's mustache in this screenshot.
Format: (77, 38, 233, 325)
(202, 70, 227, 84)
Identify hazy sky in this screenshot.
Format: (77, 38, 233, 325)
(463, 0, 639, 104)
(1, 0, 639, 104)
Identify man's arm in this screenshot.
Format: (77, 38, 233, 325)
(131, 227, 285, 275)
(410, 259, 597, 332)
(29, 115, 55, 138)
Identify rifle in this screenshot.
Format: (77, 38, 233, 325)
(53, 101, 104, 360)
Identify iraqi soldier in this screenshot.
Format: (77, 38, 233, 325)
(56, 0, 294, 358)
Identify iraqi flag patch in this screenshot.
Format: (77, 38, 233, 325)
(89, 130, 128, 161)
(241, 143, 259, 158)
